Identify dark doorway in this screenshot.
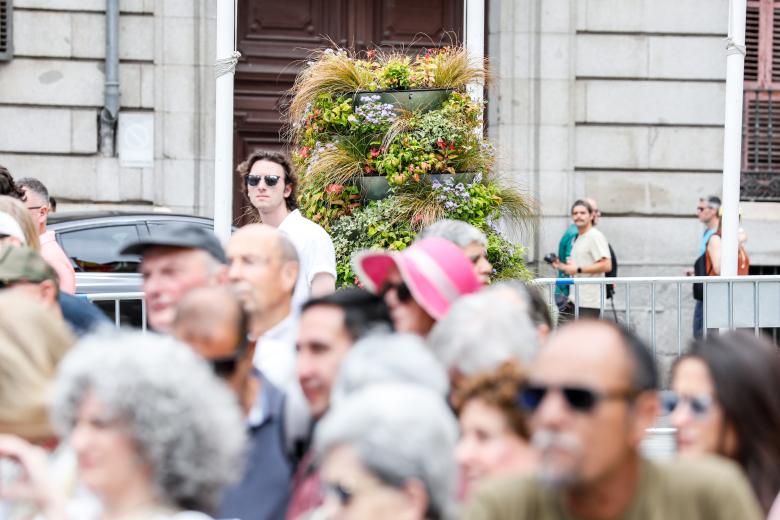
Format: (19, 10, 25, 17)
(232, 0, 465, 224)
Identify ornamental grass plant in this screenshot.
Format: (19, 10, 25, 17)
(287, 44, 534, 285)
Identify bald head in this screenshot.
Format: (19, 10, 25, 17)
(533, 320, 657, 398)
(173, 285, 246, 357)
(226, 224, 299, 327)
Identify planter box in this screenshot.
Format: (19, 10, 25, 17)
(357, 172, 476, 201)
(353, 88, 453, 113)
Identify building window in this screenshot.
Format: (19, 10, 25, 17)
(742, 0, 780, 201)
(0, 0, 12, 61)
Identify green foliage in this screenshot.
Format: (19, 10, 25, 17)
(331, 198, 416, 286)
(288, 45, 534, 287)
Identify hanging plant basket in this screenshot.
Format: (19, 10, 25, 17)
(357, 176, 390, 201)
(353, 88, 453, 114)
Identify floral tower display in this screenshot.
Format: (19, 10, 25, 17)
(287, 46, 534, 286)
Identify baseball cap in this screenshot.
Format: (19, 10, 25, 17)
(118, 224, 227, 263)
(353, 237, 481, 320)
(0, 212, 26, 244)
(0, 246, 59, 285)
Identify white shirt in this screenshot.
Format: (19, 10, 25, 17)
(252, 312, 298, 389)
(278, 209, 336, 308)
(251, 311, 312, 452)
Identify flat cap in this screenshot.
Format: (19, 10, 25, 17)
(118, 223, 227, 263)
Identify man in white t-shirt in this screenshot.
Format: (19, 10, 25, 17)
(553, 199, 612, 319)
(237, 150, 336, 308)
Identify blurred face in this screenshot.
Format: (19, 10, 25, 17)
(70, 392, 153, 501)
(296, 305, 353, 418)
(456, 398, 532, 495)
(173, 314, 249, 395)
(141, 247, 221, 332)
(571, 205, 592, 230)
(696, 202, 717, 224)
(382, 266, 435, 336)
(320, 444, 424, 520)
(524, 324, 652, 489)
(21, 187, 47, 233)
(246, 160, 292, 214)
(226, 230, 297, 318)
(462, 241, 492, 285)
(669, 357, 736, 457)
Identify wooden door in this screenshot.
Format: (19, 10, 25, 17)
(232, 0, 464, 222)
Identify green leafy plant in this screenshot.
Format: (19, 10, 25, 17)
(287, 44, 534, 285)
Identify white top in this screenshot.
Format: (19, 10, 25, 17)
(569, 227, 611, 309)
(278, 209, 336, 308)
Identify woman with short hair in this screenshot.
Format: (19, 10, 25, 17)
(0, 331, 246, 519)
(452, 363, 535, 499)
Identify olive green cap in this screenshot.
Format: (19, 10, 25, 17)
(0, 246, 59, 285)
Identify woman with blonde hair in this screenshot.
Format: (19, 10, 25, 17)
(0, 195, 40, 250)
(0, 293, 74, 519)
(0, 293, 73, 441)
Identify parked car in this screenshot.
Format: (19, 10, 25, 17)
(49, 211, 220, 327)
(48, 211, 217, 274)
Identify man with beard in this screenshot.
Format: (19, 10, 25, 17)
(462, 320, 762, 520)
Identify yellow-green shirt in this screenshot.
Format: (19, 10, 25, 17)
(461, 456, 762, 520)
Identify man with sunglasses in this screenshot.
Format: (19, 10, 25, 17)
(463, 320, 762, 520)
(173, 286, 292, 520)
(17, 177, 76, 293)
(689, 195, 721, 338)
(238, 150, 336, 308)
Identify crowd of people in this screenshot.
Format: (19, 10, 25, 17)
(1, 158, 779, 520)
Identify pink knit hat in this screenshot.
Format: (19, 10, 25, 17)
(353, 237, 481, 320)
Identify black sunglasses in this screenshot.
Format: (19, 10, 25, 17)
(519, 383, 637, 413)
(244, 174, 281, 188)
(209, 335, 249, 378)
(380, 281, 413, 303)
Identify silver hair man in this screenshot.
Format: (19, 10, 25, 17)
(51, 330, 246, 514)
(427, 288, 539, 378)
(315, 383, 458, 520)
(418, 219, 487, 248)
(330, 333, 449, 405)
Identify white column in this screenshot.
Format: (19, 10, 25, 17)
(464, 0, 485, 107)
(720, 0, 747, 277)
(213, 0, 237, 243)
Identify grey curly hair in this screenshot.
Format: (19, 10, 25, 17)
(51, 331, 246, 514)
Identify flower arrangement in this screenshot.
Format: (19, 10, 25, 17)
(287, 45, 534, 286)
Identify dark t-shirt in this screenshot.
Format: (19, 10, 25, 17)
(462, 456, 762, 520)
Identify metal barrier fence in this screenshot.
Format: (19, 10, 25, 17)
(82, 292, 147, 331)
(532, 275, 780, 361)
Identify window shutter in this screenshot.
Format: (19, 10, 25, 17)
(742, 92, 780, 200)
(0, 0, 11, 62)
(773, 5, 780, 82)
(746, 4, 760, 82)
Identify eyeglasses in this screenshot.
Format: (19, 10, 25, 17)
(208, 336, 249, 378)
(323, 481, 354, 506)
(26, 205, 44, 211)
(244, 174, 281, 188)
(519, 383, 638, 413)
(659, 391, 713, 418)
(380, 281, 413, 303)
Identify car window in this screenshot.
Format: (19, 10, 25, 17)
(147, 221, 212, 234)
(59, 225, 141, 273)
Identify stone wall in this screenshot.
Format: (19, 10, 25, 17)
(0, 0, 215, 214)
